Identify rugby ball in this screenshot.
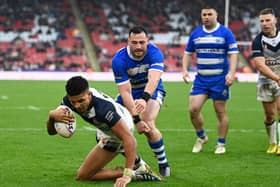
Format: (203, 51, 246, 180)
(54, 105, 76, 138)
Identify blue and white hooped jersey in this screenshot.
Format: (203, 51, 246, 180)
(61, 88, 134, 138)
(112, 43, 165, 92)
(185, 23, 238, 82)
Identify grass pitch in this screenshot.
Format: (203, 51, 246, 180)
(0, 80, 279, 187)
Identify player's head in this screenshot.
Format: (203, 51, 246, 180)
(259, 8, 277, 37)
(201, 6, 218, 30)
(66, 76, 91, 112)
(128, 25, 149, 59)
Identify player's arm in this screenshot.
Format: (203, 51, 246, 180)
(134, 69, 161, 113)
(47, 111, 57, 135)
(118, 82, 138, 116)
(144, 69, 162, 96)
(182, 52, 192, 83)
(117, 83, 150, 133)
(226, 53, 238, 86)
(254, 56, 280, 82)
(112, 119, 136, 186)
(112, 118, 136, 169)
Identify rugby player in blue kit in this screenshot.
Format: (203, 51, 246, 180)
(112, 26, 170, 177)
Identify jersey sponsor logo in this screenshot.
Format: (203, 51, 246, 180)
(196, 48, 225, 54)
(194, 36, 225, 44)
(127, 64, 149, 76)
(266, 59, 280, 66)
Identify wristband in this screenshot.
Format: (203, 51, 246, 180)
(141, 92, 151, 102)
(123, 168, 133, 178)
(133, 115, 141, 124)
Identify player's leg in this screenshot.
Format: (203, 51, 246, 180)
(276, 96, 280, 155)
(141, 99, 170, 177)
(189, 94, 208, 153)
(262, 101, 277, 153)
(213, 100, 228, 154)
(76, 145, 120, 180)
(257, 83, 277, 153)
(210, 82, 230, 154)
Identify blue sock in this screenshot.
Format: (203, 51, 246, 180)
(217, 137, 226, 144)
(196, 129, 206, 139)
(148, 138, 169, 167)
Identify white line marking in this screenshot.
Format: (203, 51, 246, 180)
(0, 95, 8, 100)
(83, 126, 96, 131)
(0, 127, 265, 133)
(0, 106, 46, 110)
(27, 105, 40, 111)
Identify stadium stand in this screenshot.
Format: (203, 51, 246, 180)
(0, 0, 278, 72)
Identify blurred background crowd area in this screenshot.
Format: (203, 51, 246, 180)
(0, 0, 278, 73)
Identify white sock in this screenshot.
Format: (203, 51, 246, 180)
(277, 122, 280, 146)
(266, 121, 277, 144)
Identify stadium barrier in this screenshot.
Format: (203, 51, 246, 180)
(0, 72, 258, 82)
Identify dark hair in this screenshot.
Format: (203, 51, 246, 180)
(66, 76, 89, 96)
(201, 6, 217, 11)
(259, 8, 275, 16)
(128, 25, 148, 37)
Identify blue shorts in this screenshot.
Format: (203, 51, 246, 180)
(116, 89, 166, 106)
(190, 78, 229, 100)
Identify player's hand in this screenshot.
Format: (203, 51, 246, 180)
(182, 71, 190, 83)
(276, 78, 280, 87)
(114, 176, 131, 187)
(225, 73, 235, 86)
(49, 108, 74, 124)
(135, 121, 150, 134)
(134, 99, 147, 113)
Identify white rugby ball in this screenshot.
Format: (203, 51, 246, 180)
(54, 105, 76, 138)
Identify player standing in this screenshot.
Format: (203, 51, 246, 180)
(251, 8, 280, 154)
(182, 6, 238, 154)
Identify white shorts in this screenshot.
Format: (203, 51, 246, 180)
(96, 130, 124, 152)
(257, 82, 280, 102)
(96, 105, 134, 152)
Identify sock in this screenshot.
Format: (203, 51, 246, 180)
(122, 154, 143, 170)
(134, 156, 141, 166)
(217, 137, 226, 145)
(265, 121, 276, 144)
(277, 120, 280, 146)
(148, 138, 169, 167)
(196, 129, 206, 139)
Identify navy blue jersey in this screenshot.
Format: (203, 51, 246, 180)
(252, 30, 280, 84)
(61, 88, 131, 136)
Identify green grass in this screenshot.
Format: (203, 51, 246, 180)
(0, 80, 279, 187)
